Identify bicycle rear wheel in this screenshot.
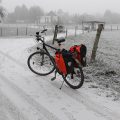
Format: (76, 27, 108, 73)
(27, 51, 55, 76)
(62, 66, 84, 89)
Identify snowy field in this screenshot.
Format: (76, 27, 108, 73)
(0, 30, 120, 120)
(64, 30, 120, 98)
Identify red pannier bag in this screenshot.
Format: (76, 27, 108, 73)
(55, 49, 74, 75)
(55, 52, 67, 75)
(69, 44, 87, 67)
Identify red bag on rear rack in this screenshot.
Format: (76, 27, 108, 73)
(55, 49, 74, 75)
(55, 52, 67, 75)
(69, 44, 87, 67)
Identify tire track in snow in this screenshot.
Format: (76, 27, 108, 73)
(0, 50, 61, 120)
(51, 82, 120, 120)
(0, 50, 120, 120)
(0, 50, 27, 69)
(61, 107, 76, 120)
(0, 90, 28, 120)
(0, 50, 100, 120)
(0, 73, 60, 120)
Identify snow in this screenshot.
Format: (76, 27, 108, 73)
(0, 31, 120, 120)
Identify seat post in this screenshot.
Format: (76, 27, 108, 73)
(58, 43, 61, 49)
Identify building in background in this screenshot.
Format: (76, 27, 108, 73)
(82, 20, 105, 31)
(40, 11, 58, 25)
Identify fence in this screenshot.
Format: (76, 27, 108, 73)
(0, 24, 47, 36)
(104, 24, 120, 31)
(0, 24, 83, 37)
(0, 24, 120, 37)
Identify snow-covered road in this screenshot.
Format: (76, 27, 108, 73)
(0, 37, 120, 120)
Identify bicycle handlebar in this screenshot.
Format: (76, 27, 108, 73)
(35, 33, 58, 51)
(41, 29, 47, 33)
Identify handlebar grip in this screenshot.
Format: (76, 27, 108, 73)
(41, 29, 47, 33)
(36, 32, 39, 35)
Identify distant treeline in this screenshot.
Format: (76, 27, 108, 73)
(103, 10, 120, 24)
(4, 4, 120, 24)
(6, 5, 44, 23)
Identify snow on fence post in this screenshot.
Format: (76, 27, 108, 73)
(90, 24, 104, 62)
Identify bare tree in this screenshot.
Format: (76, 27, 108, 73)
(29, 6, 44, 23)
(0, 0, 6, 19)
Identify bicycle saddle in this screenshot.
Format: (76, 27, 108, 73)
(55, 37, 65, 44)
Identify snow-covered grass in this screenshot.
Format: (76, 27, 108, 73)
(63, 30, 120, 99)
(0, 30, 120, 120)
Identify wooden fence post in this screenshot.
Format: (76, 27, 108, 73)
(111, 25, 112, 31)
(52, 25, 58, 44)
(1, 27, 2, 36)
(65, 28, 67, 38)
(26, 27, 28, 35)
(75, 26, 77, 36)
(90, 24, 104, 62)
(82, 21, 84, 34)
(17, 27, 18, 36)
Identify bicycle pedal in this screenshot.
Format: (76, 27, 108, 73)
(51, 77, 56, 81)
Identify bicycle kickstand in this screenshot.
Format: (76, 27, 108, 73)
(51, 70, 57, 81)
(59, 80, 65, 90)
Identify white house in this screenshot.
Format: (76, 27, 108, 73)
(40, 11, 58, 25)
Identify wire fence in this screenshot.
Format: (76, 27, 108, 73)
(0, 24, 83, 37)
(0, 24, 120, 37)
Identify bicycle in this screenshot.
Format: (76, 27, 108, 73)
(27, 29, 84, 89)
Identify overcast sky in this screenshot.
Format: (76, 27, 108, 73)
(1, 0, 120, 14)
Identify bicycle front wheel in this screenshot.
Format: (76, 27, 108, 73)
(62, 66, 84, 89)
(27, 51, 55, 76)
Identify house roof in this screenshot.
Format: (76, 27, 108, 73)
(47, 11, 57, 16)
(82, 20, 105, 24)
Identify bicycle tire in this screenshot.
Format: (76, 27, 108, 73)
(27, 51, 55, 76)
(62, 66, 84, 89)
